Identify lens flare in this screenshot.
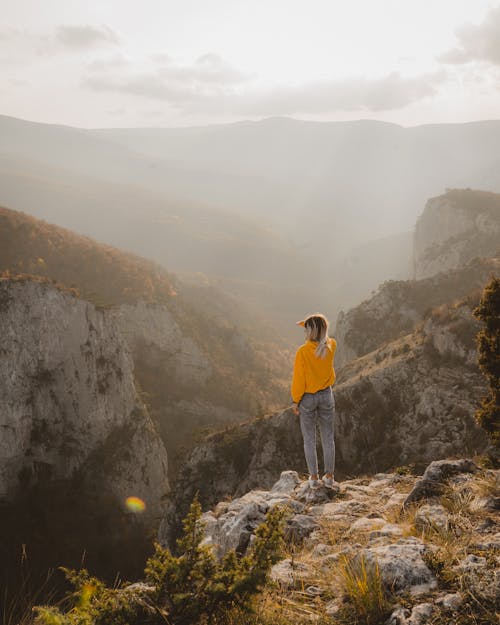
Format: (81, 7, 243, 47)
(125, 496, 146, 513)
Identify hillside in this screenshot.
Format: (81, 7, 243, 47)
(335, 255, 500, 369)
(0, 206, 291, 470)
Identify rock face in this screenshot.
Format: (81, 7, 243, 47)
(114, 301, 213, 389)
(0, 278, 168, 511)
(112, 299, 273, 476)
(0, 278, 169, 577)
(413, 189, 500, 280)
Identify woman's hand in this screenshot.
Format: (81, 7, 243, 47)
(292, 402, 299, 415)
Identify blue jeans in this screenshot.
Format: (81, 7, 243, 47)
(299, 386, 335, 476)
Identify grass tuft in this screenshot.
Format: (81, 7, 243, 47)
(336, 554, 392, 625)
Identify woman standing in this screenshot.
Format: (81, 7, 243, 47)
(291, 313, 337, 488)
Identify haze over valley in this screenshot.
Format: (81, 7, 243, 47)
(2, 114, 500, 332)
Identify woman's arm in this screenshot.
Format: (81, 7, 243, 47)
(291, 348, 306, 405)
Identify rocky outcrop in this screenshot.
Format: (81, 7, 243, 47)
(0, 277, 169, 578)
(334, 256, 499, 369)
(413, 189, 500, 280)
(181, 461, 499, 623)
(160, 296, 488, 543)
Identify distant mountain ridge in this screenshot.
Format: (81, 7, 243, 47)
(2, 114, 500, 327)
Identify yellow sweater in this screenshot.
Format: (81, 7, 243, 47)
(291, 338, 337, 403)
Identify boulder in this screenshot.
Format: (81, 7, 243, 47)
(414, 504, 449, 532)
(404, 459, 477, 506)
(270, 470, 301, 494)
(285, 514, 320, 543)
(360, 537, 436, 593)
(422, 459, 477, 482)
(295, 480, 340, 504)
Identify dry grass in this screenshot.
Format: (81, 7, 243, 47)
(470, 471, 499, 499)
(334, 554, 392, 625)
(440, 483, 476, 516)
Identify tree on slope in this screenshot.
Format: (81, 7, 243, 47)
(474, 275, 500, 460)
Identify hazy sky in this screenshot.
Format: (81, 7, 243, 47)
(1, 0, 500, 128)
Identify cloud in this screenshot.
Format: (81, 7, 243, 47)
(55, 25, 120, 49)
(83, 53, 252, 101)
(87, 54, 130, 72)
(439, 6, 500, 65)
(83, 64, 444, 116)
(236, 72, 444, 115)
(0, 24, 119, 64)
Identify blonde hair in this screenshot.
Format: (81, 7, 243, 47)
(304, 313, 331, 358)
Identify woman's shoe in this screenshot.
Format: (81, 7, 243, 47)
(322, 474, 335, 488)
(308, 477, 321, 489)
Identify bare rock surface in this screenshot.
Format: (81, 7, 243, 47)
(0, 279, 169, 520)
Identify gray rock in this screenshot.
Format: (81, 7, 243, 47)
(422, 459, 477, 482)
(404, 459, 477, 506)
(453, 554, 487, 572)
(386, 603, 433, 625)
(312, 543, 333, 556)
(295, 480, 340, 504)
(471, 532, 500, 551)
(369, 523, 404, 542)
(305, 585, 323, 596)
(270, 559, 312, 588)
(386, 606, 410, 625)
(436, 592, 463, 611)
(325, 600, 341, 616)
(350, 517, 386, 533)
(414, 504, 449, 531)
(0, 280, 169, 525)
(270, 470, 301, 494)
(403, 479, 445, 506)
(360, 537, 436, 592)
(285, 514, 320, 543)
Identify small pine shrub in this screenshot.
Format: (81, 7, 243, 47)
(473, 276, 500, 458)
(34, 497, 285, 625)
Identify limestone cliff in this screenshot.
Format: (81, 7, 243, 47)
(335, 256, 499, 370)
(112, 300, 266, 475)
(0, 277, 169, 578)
(160, 294, 488, 544)
(413, 189, 500, 280)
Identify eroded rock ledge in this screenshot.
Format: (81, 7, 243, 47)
(184, 459, 499, 624)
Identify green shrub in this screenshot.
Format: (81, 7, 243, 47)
(35, 498, 285, 625)
(473, 276, 500, 456)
